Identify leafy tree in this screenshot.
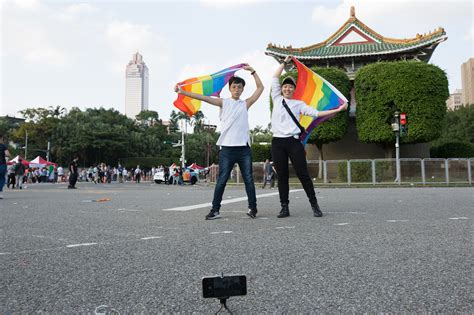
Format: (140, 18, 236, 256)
(11, 106, 66, 160)
(250, 124, 273, 144)
(135, 110, 160, 126)
(430, 105, 474, 157)
(355, 61, 449, 157)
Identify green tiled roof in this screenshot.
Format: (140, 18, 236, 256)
(266, 17, 447, 60)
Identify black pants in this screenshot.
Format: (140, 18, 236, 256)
(69, 172, 78, 187)
(271, 137, 316, 205)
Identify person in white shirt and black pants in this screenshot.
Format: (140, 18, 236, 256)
(271, 56, 348, 218)
(174, 64, 264, 220)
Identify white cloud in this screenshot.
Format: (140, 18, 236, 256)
(105, 20, 170, 73)
(312, 0, 473, 38)
(6, 0, 41, 10)
(200, 0, 264, 9)
(56, 3, 98, 22)
(2, 3, 68, 65)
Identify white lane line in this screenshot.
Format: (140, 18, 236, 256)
(163, 189, 304, 211)
(387, 219, 409, 222)
(140, 236, 162, 240)
(0, 252, 12, 255)
(150, 226, 179, 230)
(326, 211, 367, 215)
(117, 208, 142, 212)
(275, 226, 295, 229)
(210, 231, 233, 234)
(334, 223, 350, 226)
(448, 217, 469, 220)
(66, 242, 97, 248)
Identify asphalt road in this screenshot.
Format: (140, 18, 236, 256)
(1, 181, 472, 313)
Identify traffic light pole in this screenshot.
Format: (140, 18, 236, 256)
(395, 129, 401, 185)
(393, 112, 401, 185)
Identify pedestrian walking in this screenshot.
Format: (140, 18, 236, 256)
(68, 157, 79, 189)
(0, 135, 11, 199)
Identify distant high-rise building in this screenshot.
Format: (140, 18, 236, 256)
(125, 52, 149, 119)
(446, 89, 463, 111)
(461, 58, 474, 105)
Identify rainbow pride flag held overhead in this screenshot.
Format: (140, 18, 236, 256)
(173, 64, 246, 116)
(291, 57, 348, 145)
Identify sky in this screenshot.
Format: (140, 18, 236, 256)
(1, 0, 473, 131)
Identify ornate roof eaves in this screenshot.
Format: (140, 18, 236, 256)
(265, 35, 447, 60)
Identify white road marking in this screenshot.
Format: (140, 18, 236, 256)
(0, 252, 11, 255)
(387, 219, 409, 222)
(326, 211, 367, 215)
(448, 217, 469, 220)
(163, 189, 304, 211)
(66, 242, 97, 248)
(117, 208, 141, 212)
(210, 231, 233, 234)
(140, 236, 162, 240)
(334, 223, 350, 226)
(275, 226, 295, 229)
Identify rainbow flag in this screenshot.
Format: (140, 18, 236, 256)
(291, 57, 348, 144)
(173, 64, 246, 116)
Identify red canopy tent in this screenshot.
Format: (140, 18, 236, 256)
(7, 155, 30, 166)
(29, 156, 57, 168)
(190, 163, 204, 170)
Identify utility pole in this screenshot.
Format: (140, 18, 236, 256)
(392, 111, 401, 185)
(181, 119, 186, 168)
(25, 130, 28, 160)
(47, 141, 51, 162)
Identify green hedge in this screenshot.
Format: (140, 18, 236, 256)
(430, 142, 474, 158)
(251, 144, 271, 162)
(355, 61, 449, 144)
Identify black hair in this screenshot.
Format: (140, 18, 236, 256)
(282, 77, 296, 88)
(229, 76, 245, 87)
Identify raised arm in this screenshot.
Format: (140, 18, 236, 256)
(273, 55, 292, 78)
(244, 65, 264, 109)
(174, 85, 223, 107)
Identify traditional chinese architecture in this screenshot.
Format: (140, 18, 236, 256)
(265, 6, 447, 159)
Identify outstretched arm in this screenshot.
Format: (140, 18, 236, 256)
(244, 65, 264, 109)
(317, 103, 349, 117)
(174, 85, 223, 107)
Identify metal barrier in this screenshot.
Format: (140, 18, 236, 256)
(207, 158, 473, 186)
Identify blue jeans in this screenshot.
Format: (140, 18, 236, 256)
(212, 146, 257, 211)
(0, 164, 6, 192)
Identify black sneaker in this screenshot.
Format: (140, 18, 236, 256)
(205, 210, 221, 220)
(277, 203, 290, 218)
(311, 200, 323, 217)
(246, 208, 257, 219)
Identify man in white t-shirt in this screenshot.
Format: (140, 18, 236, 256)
(174, 64, 264, 220)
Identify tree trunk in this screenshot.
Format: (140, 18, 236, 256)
(382, 142, 393, 159)
(316, 143, 324, 179)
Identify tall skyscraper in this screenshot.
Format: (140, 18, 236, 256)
(125, 52, 149, 119)
(461, 58, 474, 105)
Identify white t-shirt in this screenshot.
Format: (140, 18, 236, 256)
(216, 98, 250, 146)
(271, 78, 319, 138)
